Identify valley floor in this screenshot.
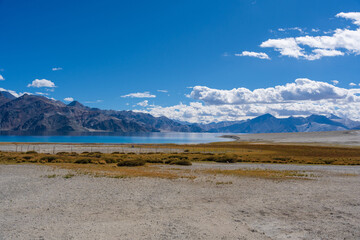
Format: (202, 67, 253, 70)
(1, 163, 359, 240)
(226, 130, 360, 146)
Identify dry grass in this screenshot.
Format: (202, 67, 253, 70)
(49, 163, 194, 179)
(203, 168, 313, 180)
(0, 148, 333, 180)
(133, 142, 360, 165)
(0, 142, 359, 181)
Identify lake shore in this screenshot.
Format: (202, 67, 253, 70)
(223, 130, 360, 146)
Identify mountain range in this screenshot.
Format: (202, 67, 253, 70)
(0, 91, 359, 134)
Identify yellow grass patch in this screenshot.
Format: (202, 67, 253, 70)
(202, 168, 312, 180)
(48, 163, 195, 179)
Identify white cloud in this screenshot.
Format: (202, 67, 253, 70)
(157, 89, 168, 93)
(52, 67, 63, 71)
(306, 49, 344, 60)
(0, 88, 31, 98)
(143, 99, 360, 123)
(138, 79, 360, 123)
(278, 27, 304, 33)
(27, 79, 56, 88)
(336, 12, 360, 26)
(331, 80, 339, 85)
(64, 97, 74, 102)
(0, 75, 4, 81)
(35, 92, 49, 96)
(261, 38, 304, 58)
(349, 83, 357, 86)
(137, 100, 149, 107)
(84, 99, 103, 103)
(0, 88, 20, 98)
(235, 51, 270, 59)
(256, 12, 360, 60)
(121, 91, 156, 98)
(190, 78, 357, 105)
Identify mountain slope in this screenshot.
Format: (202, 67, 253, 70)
(0, 95, 152, 133)
(0, 94, 201, 133)
(0, 91, 16, 106)
(209, 114, 349, 133)
(0, 93, 357, 134)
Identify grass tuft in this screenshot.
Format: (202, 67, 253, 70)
(117, 159, 146, 167)
(169, 159, 192, 166)
(63, 173, 75, 179)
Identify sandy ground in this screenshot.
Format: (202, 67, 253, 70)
(225, 130, 360, 146)
(1, 163, 359, 240)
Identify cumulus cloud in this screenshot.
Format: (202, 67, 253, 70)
(336, 12, 360, 26)
(261, 38, 304, 58)
(52, 67, 63, 71)
(349, 83, 357, 86)
(137, 79, 360, 123)
(331, 80, 339, 85)
(27, 79, 56, 88)
(235, 51, 270, 59)
(137, 100, 149, 107)
(0, 74, 4, 81)
(190, 78, 357, 105)
(251, 12, 360, 60)
(157, 90, 168, 93)
(64, 97, 74, 102)
(121, 91, 156, 98)
(143, 99, 360, 123)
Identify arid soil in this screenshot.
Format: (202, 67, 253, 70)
(225, 130, 360, 146)
(1, 163, 359, 240)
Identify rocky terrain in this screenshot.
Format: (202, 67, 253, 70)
(0, 92, 201, 134)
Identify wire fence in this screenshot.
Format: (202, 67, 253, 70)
(0, 144, 231, 154)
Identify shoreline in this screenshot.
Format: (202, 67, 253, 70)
(222, 130, 360, 147)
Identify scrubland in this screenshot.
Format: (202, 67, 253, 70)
(1, 142, 360, 239)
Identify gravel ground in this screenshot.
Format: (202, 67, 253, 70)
(1, 163, 359, 240)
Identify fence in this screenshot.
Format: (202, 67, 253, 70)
(0, 143, 231, 154)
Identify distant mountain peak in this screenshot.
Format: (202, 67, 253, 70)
(0, 91, 16, 100)
(0, 94, 357, 134)
(328, 114, 341, 119)
(253, 113, 275, 120)
(67, 101, 86, 109)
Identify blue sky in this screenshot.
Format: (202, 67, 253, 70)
(1, 0, 360, 122)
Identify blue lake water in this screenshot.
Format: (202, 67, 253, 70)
(0, 132, 233, 144)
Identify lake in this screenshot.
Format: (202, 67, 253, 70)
(0, 132, 232, 144)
